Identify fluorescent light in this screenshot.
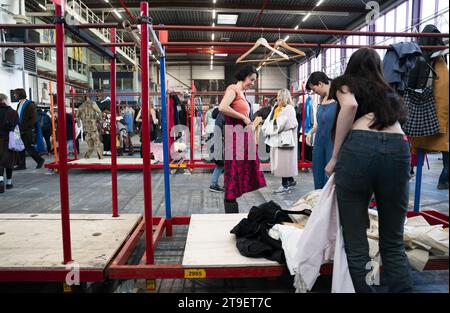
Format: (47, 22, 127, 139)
(38, 3, 47, 10)
(113, 9, 122, 19)
(215, 53, 228, 57)
(212, 9, 216, 19)
(294, 25, 299, 30)
(211, 33, 215, 40)
(316, 0, 324, 6)
(211, 55, 214, 60)
(217, 14, 238, 25)
(284, 35, 290, 41)
(104, 0, 109, 2)
(302, 13, 311, 22)
(213, 0, 216, 3)
(212, 22, 215, 27)
(256, 66, 261, 71)
(156, 60, 160, 64)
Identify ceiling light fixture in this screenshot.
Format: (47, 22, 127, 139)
(302, 12, 311, 22)
(212, 9, 216, 19)
(211, 33, 215, 40)
(38, 3, 47, 10)
(294, 25, 299, 30)
(284, 35, 290, 41)
(217, 14, 238, 25)
(316, 0, 324, 7)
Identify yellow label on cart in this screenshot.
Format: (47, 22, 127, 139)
(146, 279, 156, 290)
(63, 283, 72, 293)
(184, 269, 206, 279)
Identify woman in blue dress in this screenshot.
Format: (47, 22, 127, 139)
(305, 72, 337, 189)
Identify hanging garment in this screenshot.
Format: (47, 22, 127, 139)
(123, 110, 134, 133)
(412, 56, 449, 152)
(297, 96, 314, 136)
(402, 87, 440, 137)
(293, 175, 355, 293)
(383, 42, 422, 93)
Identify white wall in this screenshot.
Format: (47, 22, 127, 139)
(165, 65, 225, 90)
(259, 66, 289, 90)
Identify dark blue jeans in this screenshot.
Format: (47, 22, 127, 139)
(312, 136, 333, 189)
(335, 130, 413, 293)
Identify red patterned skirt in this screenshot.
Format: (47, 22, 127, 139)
(224, 116, 266, 200)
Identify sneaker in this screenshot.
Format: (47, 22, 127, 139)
(273, 186, 290, 194)
(209, 185, 224, 193)
(437, 182, 449, 190)
(288, 180, 297, 188)
(6, 184, 13, 190)
(36, 158, 45, 169)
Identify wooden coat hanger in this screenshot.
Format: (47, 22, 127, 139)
(236, 37, 289, 63)
(258, 39, 306, 66)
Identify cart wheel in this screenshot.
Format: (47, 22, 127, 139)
(170, 169, 177, 175)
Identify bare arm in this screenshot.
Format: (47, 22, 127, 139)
(150, 108, 158, 124)
(219, 88, 251, 126)
(325, 86, 358, 176)
(136, 109, 142, 123)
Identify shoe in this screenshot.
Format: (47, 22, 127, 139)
(437, 182, 449, 190)
(36, 158, 45, 169)
(224, 200, 239, 214)
(209, 185, 224, 193)
(14, 166, 26, 171)
(288, 180, 297, 188)
(0, 182, 4, 194)
(6, 184, 13, 190)
(273, 186, 290, 194)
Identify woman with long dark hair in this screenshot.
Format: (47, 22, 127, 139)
(326, 48, 413, 292)
(219, 64, 266, 213)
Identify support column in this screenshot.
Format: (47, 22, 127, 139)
(110, 28, 119, 218)
(55, 3, 72, 264)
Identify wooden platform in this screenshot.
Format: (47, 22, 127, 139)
(182, 214, 279, 268)
(0, 214, 141, 269)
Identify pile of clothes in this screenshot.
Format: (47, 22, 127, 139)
(230, 201, 311, 263)
(367, 210, 449, 272)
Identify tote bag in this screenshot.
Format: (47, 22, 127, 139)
(8, 125, 25, 152)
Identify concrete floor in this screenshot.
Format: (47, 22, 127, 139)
(0, 140, 448, 293)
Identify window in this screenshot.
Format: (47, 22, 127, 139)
(421, 0, 437, 24)
(375, 15, 385, 44)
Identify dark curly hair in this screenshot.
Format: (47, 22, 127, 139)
(234, 64, 259, 81)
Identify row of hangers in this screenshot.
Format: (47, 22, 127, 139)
(236, 37, 306, 65)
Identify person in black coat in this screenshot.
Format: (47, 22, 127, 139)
(0, 94, 19, 193)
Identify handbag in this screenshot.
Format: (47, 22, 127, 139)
(402, 87, 440, 137)
(279, 130, 295, 148)
(8, 125, 25, 152)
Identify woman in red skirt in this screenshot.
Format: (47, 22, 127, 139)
(219, 65, 267, 213)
